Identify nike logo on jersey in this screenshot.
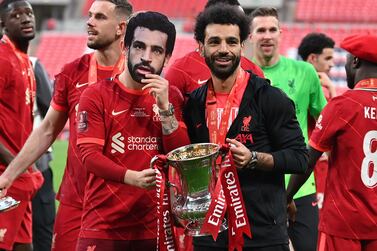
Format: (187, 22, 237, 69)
(112, 109, 128, 116)
(76, 82, 89, 88)
(198, 79, 207, 85)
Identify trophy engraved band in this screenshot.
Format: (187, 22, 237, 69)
(151, 143, 227, 236)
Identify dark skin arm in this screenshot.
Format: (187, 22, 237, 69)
(287, 146, 324, 203)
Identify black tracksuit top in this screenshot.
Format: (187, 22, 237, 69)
(184, 72, 308, 248)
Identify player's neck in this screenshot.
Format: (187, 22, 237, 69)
(255, 53, 279, 67)
(211, 66, 240, 93)
(6, 35, 29, 54)
(94, 43, 122, 67)
(118, 68, 144, 90)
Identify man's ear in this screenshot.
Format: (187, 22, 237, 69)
(307, 53, 317, 64)
(198, 42, 204, 57)
(163, 54, 171, 67)
(353, 57, 360, 68)
(117, 21, 127, 36)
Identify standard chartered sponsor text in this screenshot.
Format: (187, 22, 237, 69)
(127, 136, 160, 151)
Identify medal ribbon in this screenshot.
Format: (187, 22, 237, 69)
(153, 155, 177, 251)
(88, 51, 125, 85)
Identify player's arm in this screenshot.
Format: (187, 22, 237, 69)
(286, 146, 323, 203)
(0, 107, 68, 188)
(141, 74, 190, 152)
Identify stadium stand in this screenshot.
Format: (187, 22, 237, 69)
(295, 0, 377, 22)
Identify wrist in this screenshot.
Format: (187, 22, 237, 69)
(158, 103, 174, 117)
(123, 169, 136, 186)
(246, 151, 258, 170)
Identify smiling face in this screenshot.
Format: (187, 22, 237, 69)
(1, 1, 35, 42)
(86, 1, 121, 50)
(127, 27, 169, 83)
(199, 24, 242, 80)
(250, 15, 281, 63)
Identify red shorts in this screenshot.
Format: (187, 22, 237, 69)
(52, 203, 82, 251)
(76, 238, 156, 251)
(0, 170, 43, 250)
(0, 200, 32, 250)
(318, 232, 377, 251)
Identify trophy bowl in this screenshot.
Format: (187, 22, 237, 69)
(165, 143, 227, 236)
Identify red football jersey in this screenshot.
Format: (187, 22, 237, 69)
(165, 50, 264, 96)
(76, 78, 188, 240)
(51, 54, 116, 207)
(309, 88, 377, 239)
(0, 41, 34, 170)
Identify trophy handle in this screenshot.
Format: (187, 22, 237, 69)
(150, 155, 160, 169)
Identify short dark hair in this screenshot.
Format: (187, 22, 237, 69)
(124, 11, 176, 56)
(194, 3, 250, 43)
(249, 7, 279, 22)
(98, 0, 132, 19)
(205, 0, 240, 9)
(298, 33, 335, 60)
(0, 0, 25, 15)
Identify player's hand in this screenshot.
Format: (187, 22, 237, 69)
(124, 169, 157, 189)
(287, 199, 297, 223)
(226, 138, 252, 169)
(141, 74, 169, 111)
(0, 175, 11, 199)
(318, 72, 336, 98)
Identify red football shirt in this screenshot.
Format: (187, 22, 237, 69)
(76, 78, 188, 240)
(165, 50, 264, 97)
(51, 54, 116, 207)
(0, 40, 34, 171)
(309, 88, 377, 239)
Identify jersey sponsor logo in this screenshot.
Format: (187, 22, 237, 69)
(76, 82, 89, 88)
(372, 96, 377, 101)
(77, 111, 88, 132)
(130, 107, 150, 117)
(111, 132, 125, 154)
(198, 79, 207, 85)
(241, 116, 252, 132)
(0, 228, 7, 242)
(127, 136, 160, 151)
(234, 133, 254, 144)
(112, 109, 128, 116)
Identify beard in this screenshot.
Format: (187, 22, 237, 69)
(127, 56, 164, 83)
(87, 33, 117, 50)
(204, 51, 241, 80)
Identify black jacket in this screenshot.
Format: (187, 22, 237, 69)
(184, 73, 308, 248)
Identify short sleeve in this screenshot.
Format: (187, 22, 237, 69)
(51, 71, 70, 112)
(309, 98, 345, 152)
(76, 86, 105, 146)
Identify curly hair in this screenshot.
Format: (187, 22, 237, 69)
(298, 33, 335, 61)
(194, 3, 249, 43)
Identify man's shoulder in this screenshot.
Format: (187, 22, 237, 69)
(59, 53, 91, 75)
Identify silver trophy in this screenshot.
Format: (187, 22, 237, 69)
(151, 143, 227, 236)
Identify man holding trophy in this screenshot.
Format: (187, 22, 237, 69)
(183, 4, 308, 251)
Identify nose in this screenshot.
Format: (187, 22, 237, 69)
(20, 13, 32, 24)
(218, 41, 229, 53)
(141, 48, 152, 63)
(86, 16, 94, 27)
